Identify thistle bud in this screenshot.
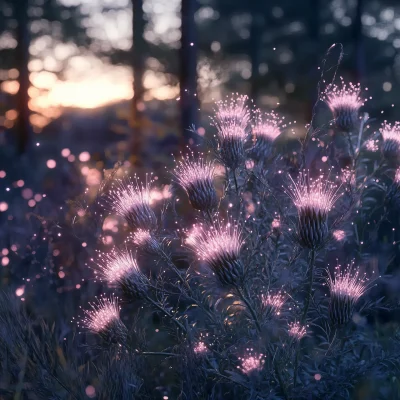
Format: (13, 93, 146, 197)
(327, 264, 375, 326)
(380, 121, 400, 162)
(173, 154, 218, 212)
(105, 175, 157, 231)
(287, 172, 341, 249)
(213, 94, 250, 170)
(79, 297, 127, 344)
(322, 79, 364, 132)
(186, 222, 244, 286)
(95, 248, 148, 300)
(261, 292, 286, 318)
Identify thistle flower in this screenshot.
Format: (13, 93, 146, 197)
(332, 229, 346, 242)
(288, 321, 307, 341)
(326, 264, 374, 326)
(287, 172, 341, 249)
(262, 292, 286, 318)
(79, 296, 127, 344)
(132, 229, 162, 255)
(193, 341, 208, 354)
(237, 349, 264, 375)
(380, 121, 400, 161)
(213, 94, 250, 170)
(364, 139, 379, 152)
(104, 175, 157, 231)
(250, 110, 283, 162)
(95, 248, 148, 299)
(173, 154, 218, 212)
(186, 222, 244, 286)
(322, 79, 364, 132)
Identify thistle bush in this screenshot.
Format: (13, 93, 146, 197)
(2, 67, 400, 399)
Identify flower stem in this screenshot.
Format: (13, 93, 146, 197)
(145, 295, 187, 333)
(235, 286, 261, 333)
(293, 248, 316, 388)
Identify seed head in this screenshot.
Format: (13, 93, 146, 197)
(213, 94, 250, 170)
(79, 296, 127, 344)
(95, 249, 147, 299)
(326, 263, 375, 326)
(380, 121, 400, 161)
(238, 349, 264, 375)
(323, 79, 364, 132)
(288, 321, 307, 341)
(287, 172, 341, 249)
(104, 175, 157, 231)
(250, 110, 283, 162)
(173, 154, 218, 212)
(186, 222, 244, 286)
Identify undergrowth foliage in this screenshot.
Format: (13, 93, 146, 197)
(2, 52, 400, 399)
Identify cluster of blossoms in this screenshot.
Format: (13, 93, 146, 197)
(73, 78, 397, 398)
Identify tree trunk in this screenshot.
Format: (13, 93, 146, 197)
(131, 0, 145, 165)
(249, 3, 264, 104)
(180, 0, 198, 149)
(353, 0, 366, 81)
(15, 0, 31, 154)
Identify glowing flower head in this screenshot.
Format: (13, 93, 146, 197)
(173, 154, 218, 212)
(250, 110, 283, 162)
(286, 172, 341, 249)
(194, 341, 208, 354)
(332, 229, 346, 242)
(104, 175, 157, 231)
(262, 292, 286, 318)
(95, 249, 147, 299)
(364, 139, 379, 152)
(79, 296, 127, 344)
(327, 263, 375, 326)
(238, 349, 265, 375)
(186, 222, 244, 286)
(213, 94, 250, 170)
(380, 121, 400, 161)
(288, 321, 307, 340)
(322, 79, 364, 132)
(132, 229, 162, 255)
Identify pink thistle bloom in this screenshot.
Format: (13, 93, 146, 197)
(104, 175, 157, 231)
(79, 296, 127, 343)
(287, 172, 342, 249)
(251, 110, 283, 162)
(288, 321, 307, 340)
(186, 222, 244, 286)
(194, 341, 208, 354)
(262, 292, 286, 317)
(327, 263, 376, 325)
(95, 249, 147, 299)
(332, 229, 346, 242)
(238, 349, 265, 375)
(323, 79, 364, 132)
(173, 154, 218, 212)
(380, 121, 400, 160)
(212, 94, 250, 170)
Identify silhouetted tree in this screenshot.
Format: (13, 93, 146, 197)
(180, 0, 198, 147)
(131, 0, 146, 164)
